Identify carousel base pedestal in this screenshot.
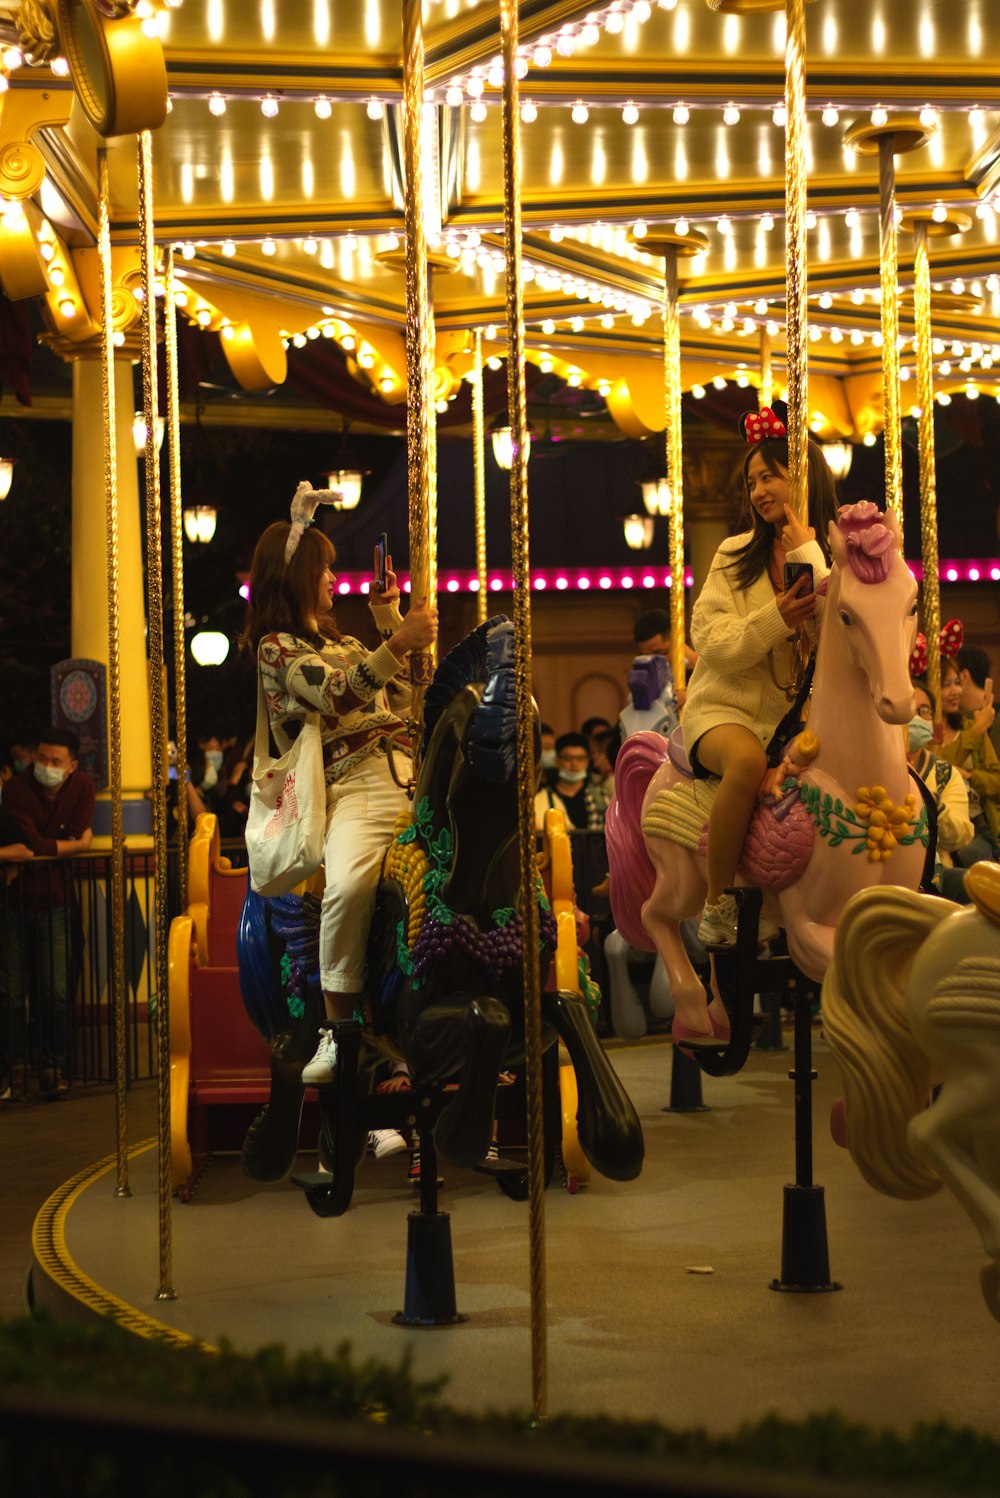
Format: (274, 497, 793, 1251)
(393, 1210, 468, 1328)
(663, 1042, 708, 1113)
(770, 1184, 842, 1294)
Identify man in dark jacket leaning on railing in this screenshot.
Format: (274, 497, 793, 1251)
(3, 727, 94, 1097)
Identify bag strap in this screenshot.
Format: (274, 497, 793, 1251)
(253, 669, 274, 773)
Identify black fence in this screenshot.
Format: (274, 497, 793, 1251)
(0, 828, 612, 1101)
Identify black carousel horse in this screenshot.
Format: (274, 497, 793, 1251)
(236, 615, 643, 1214)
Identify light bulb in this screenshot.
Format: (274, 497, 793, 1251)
(314, 97, 332, 120)
(822, 106, 839, 127)
(445, 86, 463, 107)
(932, 202, 948, 223)
(50, 56, 69, 77)
(870, 107, 888, 127)
(58, 297, 75, 317)
(772, 106, 787, 127)
(260, 95, 279, 118)
(761, 214, 775, 232)
(261, 237, 276, 256)
(723, 103, 741, 126)
(367, 98, 384, 120)
(673, 103, 689, 124)
(571, 101, 589, 125)
(208, 92, 226, 116)
(622, 101, 639, 126)
(303, 236, 318, 255)
(221, 238, 236, 256)
(521, 100, 537, 123)
(470, 101, 488, 122)
(919, 107, 937, 128)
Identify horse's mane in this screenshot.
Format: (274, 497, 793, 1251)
(422, 614, 521, 782)
(837, 500, 895, 584)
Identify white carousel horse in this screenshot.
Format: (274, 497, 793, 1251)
(606, 502, 924, 1042)
(821, 864, 1000, 1323)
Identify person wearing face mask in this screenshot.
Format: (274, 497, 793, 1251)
(935, 654, 1000, 865)
(3, 727, 94, 1095)
(907, 682, 973, 902)
(534, 732, 610, 832)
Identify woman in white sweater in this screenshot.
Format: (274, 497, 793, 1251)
(683, 407, 839, 946)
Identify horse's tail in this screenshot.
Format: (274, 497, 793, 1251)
(821, 885, 953, 1199)
(606, 733, 667, 952)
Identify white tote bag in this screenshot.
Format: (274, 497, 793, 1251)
(245, 673, 326, 897)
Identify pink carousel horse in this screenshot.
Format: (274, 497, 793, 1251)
(607, 501, 926, 1043)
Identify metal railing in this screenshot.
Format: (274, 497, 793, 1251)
(0, 843, 198, 1100)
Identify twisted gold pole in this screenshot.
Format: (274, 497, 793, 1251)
(911, 220, 941, 717)
(662, 250, 686, 697)
(501, 0, 546, 1422)
(784, 0, 809, 525)
(426, 283, 439, 615)
(878, 136, 903, 538)
(759, 326, 773, 412)
(471, 328, 488, 624)
(97, 151, 130, 1201)
(138, 129, 175, 1302)
(163, 248, 189, 897)
(402, 0, 433, 722)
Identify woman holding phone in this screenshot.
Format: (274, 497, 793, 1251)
(242, 499, 437, 1084)
(683, 405, 839, 946)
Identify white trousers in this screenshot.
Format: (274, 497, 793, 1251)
(320, 750, 410, 993)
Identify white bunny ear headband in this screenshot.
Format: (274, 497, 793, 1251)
(284, 480, 343, 564)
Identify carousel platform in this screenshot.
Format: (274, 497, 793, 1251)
(19, 1041, 1000, 1436)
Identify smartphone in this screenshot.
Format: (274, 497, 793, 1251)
(375, 531, 388, 593)
(783, 561, 814, 594)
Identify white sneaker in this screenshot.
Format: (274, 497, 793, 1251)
(368, 1128, 407, 1160)
(697, 894, 739, 947)
(302, 1027, 338, 1085)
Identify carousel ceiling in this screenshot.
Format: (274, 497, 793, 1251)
(4, 0, 1000, 441)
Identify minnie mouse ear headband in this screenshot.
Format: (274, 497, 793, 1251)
(739, 402, 788, 445)
(908, 618, 964, 678)
(284, 479, 338, 564)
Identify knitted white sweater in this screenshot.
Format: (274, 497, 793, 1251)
(682, 531, 828, 757)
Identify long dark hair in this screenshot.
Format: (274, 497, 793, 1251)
(726, 436, 840, 591)
(239, 522, 341, 655)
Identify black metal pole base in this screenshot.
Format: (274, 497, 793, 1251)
(663, 1042, 709, 1113)
(769, 1185, 842, 1294)
(392, 1211, 468, 1328)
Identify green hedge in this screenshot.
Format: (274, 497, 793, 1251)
(0, 1315, 997, 1497)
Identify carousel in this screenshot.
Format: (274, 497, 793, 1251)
(8, 0, 1000, 1452)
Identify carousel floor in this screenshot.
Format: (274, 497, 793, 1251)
(16, 1040, 1000, 1436)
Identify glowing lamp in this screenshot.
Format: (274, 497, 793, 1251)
(623, 515, 654, 550)
(322, 468, 365, 509)
(0, 457, 14, 499)
(183, 505, 217, 543)
(190, 630, 229, 666)
(822, 442, 854, 479)
(641, 479, 672, 517)
(133, 413, 165, 457)
(490, 425, 532, 471)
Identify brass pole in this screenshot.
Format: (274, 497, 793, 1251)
(426, 282, 439, 614)
(878, 135, 903, 538)
(96, 151, 130, 1201)
(163, 248, 189, 898)
(501, 0, 547, 1422)
(759, 326, 773, 412)
(402, 0, 433, 720)
(471, 328, 488, 624)
(137, 129, 175, 1301)
(784, 0, 809, 525)
(662, 250, 686, 697)
(911, 220, 941, 718)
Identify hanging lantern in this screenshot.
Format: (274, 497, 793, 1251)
(190, 630, 230, 666)
(133, 413, 166, 457)
(490, 424, 532, 471)
(623, 514, 655, 550)
(183, 505, 217, 543)
(640, 478, 672, 517)
(320, 467, 365, 509)
(822, 441, 854, 480)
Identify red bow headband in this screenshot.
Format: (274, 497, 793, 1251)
(739, 406, 787, 445)
(908, 618, 964, 679)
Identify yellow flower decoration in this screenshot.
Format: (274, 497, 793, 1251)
(854, 784, 919, 863)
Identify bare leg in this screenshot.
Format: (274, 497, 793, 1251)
(696, 725, 767, 907)
(323, 991, 360, 1022)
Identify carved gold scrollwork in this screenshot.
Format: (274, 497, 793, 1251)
(17, 0, 59, 62)
(54, 0, 166, 137)
(0, 140, 46, 198)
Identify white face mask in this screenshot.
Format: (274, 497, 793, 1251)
(907, 716, 934, 753)
(540, 749, 558, 769)
(558, 768, 588, 784)
(35, 763, 66, 790)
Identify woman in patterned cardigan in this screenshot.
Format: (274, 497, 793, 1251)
(242, 520, 436, 1084)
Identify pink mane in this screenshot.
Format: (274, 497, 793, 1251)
(837, 500, 894, 584)
(606, 733, 665, 952)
